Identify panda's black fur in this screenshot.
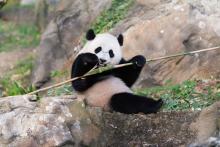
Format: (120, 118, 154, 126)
(71, 29, 163, 114)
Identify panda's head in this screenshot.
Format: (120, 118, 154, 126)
(79, 29, 123, 65)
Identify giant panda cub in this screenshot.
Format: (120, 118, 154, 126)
(71, 29, 163, 114)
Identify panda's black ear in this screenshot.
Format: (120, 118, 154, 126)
(86, 29, 96, 40)
(117, 34, 123, 46)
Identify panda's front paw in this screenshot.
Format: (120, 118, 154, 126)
(81, 53, 99, 66)
(131, 55, 146, 67)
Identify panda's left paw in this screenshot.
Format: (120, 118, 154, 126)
(81, 53, 99, 66)
(131, 55, 146, 67)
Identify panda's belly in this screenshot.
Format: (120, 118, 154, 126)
(79, 76, 132, 111)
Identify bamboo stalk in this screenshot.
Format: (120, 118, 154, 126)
(146, 46, 220, 62)
(27, 77, 79, 95)
(26, 46, 220, 95)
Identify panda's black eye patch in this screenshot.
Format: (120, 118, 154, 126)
(109, 49, 114, 58)
(95, 47, 102, 53)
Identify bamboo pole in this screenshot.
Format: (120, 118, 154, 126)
(26, 46, 220, 95)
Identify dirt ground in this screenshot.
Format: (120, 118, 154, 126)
(0, 48, 35, 77)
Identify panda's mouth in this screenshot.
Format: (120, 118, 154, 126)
(98, 62, 108, 67)
(100, 58, 107, 64)
(98, 58, 109, 66)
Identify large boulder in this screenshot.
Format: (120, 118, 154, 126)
(1, 95, 220, 146)
(114, 0, 220, 88)
(32, 0, 112, 88)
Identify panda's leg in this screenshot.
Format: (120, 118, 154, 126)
(110, 92, 163, 114)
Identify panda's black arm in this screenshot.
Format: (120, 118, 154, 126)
(71, 53, 113, 92)
(71, 53, 99, 92)
(113, 55, 146, 87)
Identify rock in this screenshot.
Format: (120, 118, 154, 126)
(116, 0, 220, 87)
(0, 95, 75, 146)
(0, 95, 99, 146)
(32, 0, 112, 88)
(20, 0, 36, 5)
(34, 0, 49, 32)
(20, 0, 60, 6)
(190, 137, 220, 147)
(1, 95, 220, 146)
(187, 0, 220, 15)
(189, 101, 220, 146)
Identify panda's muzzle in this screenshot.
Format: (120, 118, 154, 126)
(99, 58, 107, 64)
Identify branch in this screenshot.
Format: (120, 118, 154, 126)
(26, 46, 220, 95)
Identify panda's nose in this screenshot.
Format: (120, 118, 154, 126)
(100, 58, 106, 64)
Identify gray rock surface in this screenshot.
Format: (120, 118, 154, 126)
(0, 95, 76, 146)
(1, 95, 220, 146)
(20, 0, 60, 5)
(115, 0, 220, 88)
(32, 0, 112, 88)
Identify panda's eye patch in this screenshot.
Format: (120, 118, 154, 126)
(109, 49, 114, 58)
(95, 47, 102, 53)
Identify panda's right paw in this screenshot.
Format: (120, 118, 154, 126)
(80, 53, 99, 66)
(131, 55, 146, 68)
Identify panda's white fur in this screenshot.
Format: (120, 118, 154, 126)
(76, 33, 131, 110)
(78, 76, 132, 111)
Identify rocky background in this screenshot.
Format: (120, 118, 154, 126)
(32, 0, 220, 89)
(1, 94, 220, 146)
(1, 0, 220, 146)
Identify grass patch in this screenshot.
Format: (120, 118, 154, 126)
(81, 0, 134, 44)
(47, 84, 73, 96)
(0, 0, 20, 10)
(14, 55, 34, 75)
(1, 0, 34, 11)
(0, 20, 40, 52)
(45, 79, 220, 111)
(46, 70, 72, 96)
(50, 70, 69, 78)
(91, 0, 134, 33)
(0, 55, 35, 96)
(136, 80, 220, 111)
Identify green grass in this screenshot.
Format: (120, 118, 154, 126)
(50, 70, 69, 78)
(136, 80, 220, 111)
(47, 84, 73, 96)
(1, 0, 34, 11)
(14, 55, 34, 75)
(0, 20, 40, 52)
(45, 79, 220, 111)
(0, 55, 35, 96)
(91, 0, 134, 33)
(81, 0, 134, 44)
